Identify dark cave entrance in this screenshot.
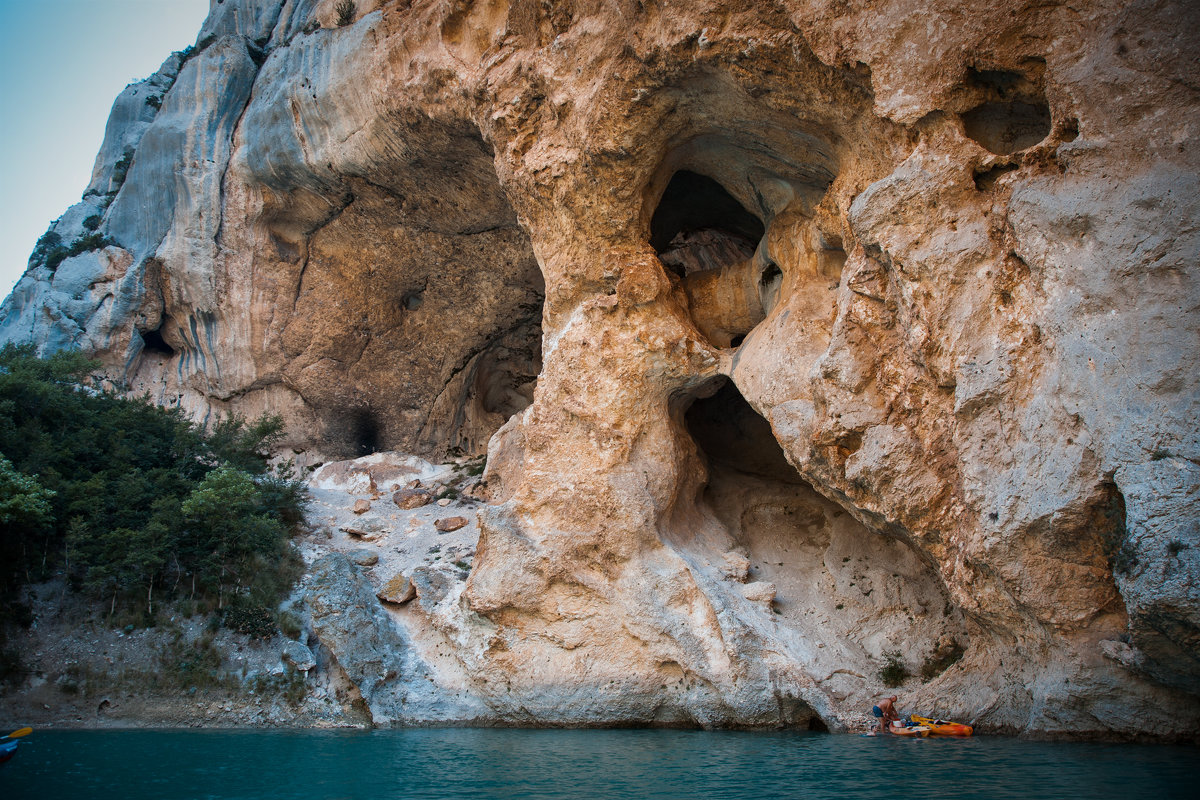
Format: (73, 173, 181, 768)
(651, 170, 764, 278)
(684, 378, 803, 487)
(347, 408, 381, 457)
(138, 323, 176, 357)
(960, 66, 1051, 155)
(649, 171, 777, 349)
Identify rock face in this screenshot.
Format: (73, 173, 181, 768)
(307, 552, 487, 724)
(3, 0, 1199, 737)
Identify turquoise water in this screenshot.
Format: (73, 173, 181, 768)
(0, 728, 1193, 800)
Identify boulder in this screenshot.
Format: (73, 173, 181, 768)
(741, 582, 777, 608)
(722, 552, 751, 582)
(377, 573, 416, 605)
(348, 548, 378, 567)
(341, 526, 380, 542)
(410, 565, 457, 606)
(352, 498, 371, 514)
(281, 640, 316, 673)
(434, 516, 468, 533)
(393, 488, 432, 509)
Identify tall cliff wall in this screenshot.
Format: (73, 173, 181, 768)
(2, 0, 1198, 736)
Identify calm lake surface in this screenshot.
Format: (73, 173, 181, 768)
(1, 728, 1193, 800)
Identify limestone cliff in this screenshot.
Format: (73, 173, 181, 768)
(3, 0, 1198, 737)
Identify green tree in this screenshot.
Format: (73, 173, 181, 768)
(0, 455, 56, 590)
(0, 455, 54, 527)
(0, 344, 307, 615)
(177, 467, 289, 607)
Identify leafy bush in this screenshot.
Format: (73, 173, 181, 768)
(278, 609, 303, 641)
(335, 1, 356, 26)
(0, 345, 307, 617)
(29, 230, 63, 269)
(222, 604, 277, 639)
(110, 148, 135, 190)
(29, 229, 119, 272)
(878, 650, 909, 687)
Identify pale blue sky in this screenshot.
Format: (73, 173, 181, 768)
(0, 0, 211, 295)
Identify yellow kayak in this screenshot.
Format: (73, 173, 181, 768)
(889, 723, 931, 737)
(911, 715, 973, 736)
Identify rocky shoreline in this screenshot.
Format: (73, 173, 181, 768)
(0, 452, 1192, 743)
(2, 452, 488, 732)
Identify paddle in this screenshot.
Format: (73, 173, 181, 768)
(2, 727, 32, 740)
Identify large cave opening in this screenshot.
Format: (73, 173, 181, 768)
(650, 171, 777, 349)
(680, 378, 968, 694)
(278, 119, 545, 462)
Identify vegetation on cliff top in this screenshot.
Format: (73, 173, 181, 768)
(0, 345, 306, 630)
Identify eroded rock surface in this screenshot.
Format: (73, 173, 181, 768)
(3, 0, 1198, 737)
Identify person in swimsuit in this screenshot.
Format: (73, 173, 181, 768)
(872, 695, 900, 733)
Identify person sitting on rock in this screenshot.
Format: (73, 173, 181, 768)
(872, 695, 901, 733)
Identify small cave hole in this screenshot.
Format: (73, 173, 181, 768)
(402, 289, 424, 311)
(967, 67, 1026, 97)
(758, 262, 783, 315)
(347, 408, 381, 457)
(139, 324, 176, 357)
(962, 102, 1052, 155)
(759, 263, 782, 286)
(270, 232, 301, 264)
(961, 67, 1051, 155)
(650, 171, 769, 348)
(973, 163, 1019, 192)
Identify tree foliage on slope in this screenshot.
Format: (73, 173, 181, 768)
(0, 344, 306, 614)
